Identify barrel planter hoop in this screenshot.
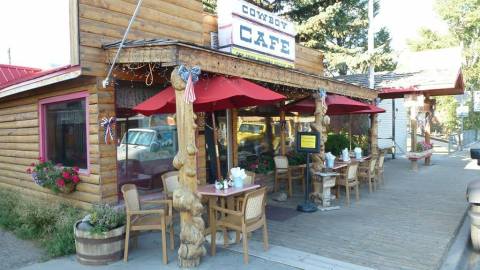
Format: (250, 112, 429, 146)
(74, 221, 126, 265)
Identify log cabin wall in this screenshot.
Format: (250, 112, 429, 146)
(0, 76, 117, 209)
(78, 0, 205, 76)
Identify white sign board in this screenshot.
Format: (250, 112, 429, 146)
(456, 105, 469, 117)
(474, 91, 480, 112)
(217, 0, 296, 68)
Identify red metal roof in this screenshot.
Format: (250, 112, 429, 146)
(0, 64, 41, 89)
(0, 65, 79, 91)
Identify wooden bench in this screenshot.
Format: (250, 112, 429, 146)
(407, 151, 432, 171)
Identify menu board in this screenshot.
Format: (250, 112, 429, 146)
(296, 132, 320, 153)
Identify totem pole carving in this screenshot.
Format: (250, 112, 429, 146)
(310, 90, 329, 172)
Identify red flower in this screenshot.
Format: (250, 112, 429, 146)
(72, 175, 80, 184)
(26, 168, 32, 174)
(56, 163, 63, 167)
(73, 166, 79, 172)
(56, 178, 65, 187)
(62, 171, 71, 179)
(38, 156, 45, 163)
(30, 162, 35, 167)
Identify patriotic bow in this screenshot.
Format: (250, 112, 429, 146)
(178, 65, 201, 104)
(100, 116, 116, 144)
(319, 88, 327, 108)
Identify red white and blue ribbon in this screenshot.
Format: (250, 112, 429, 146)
(319, 88, 327, 108)
(178, 65, 201, 104)
(100, 116, 116, 144)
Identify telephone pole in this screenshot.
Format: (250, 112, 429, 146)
(7, 48, 11, 64)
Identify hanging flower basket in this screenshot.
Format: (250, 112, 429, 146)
(26, 158, 81, 194)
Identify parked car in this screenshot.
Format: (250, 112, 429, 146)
(117, 126, 178, 176)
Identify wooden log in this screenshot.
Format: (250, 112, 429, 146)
(370, 113, 379, 157)
(0, 111, 37, 122)
(0, 142, 39, 151)
(171, 66, 206, 268)
(311, 94, 328, 172)
(0, 119, 38, 129)
(0, 104, 37, 116)
(0, 150, 39, 159)
(0, 135, 38, 143)
(279, 105, 286, 155)
(0, 128, 39, 136)
(0, 182, 92, 209)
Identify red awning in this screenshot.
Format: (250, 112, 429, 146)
(349, 104, 386, 114)
(285, 95, 371, 115)
(133, 76, 286, 115)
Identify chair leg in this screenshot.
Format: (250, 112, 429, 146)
(288, 174, 292, 198)
(223, 227, 229, 247)
(368, 174, 372, 193)
(242, 226, 249, 264)
(236, 231, 241, 244)
(355, 183, 360, 201)
(336, 185, 340, 200)
(345, 185, 350, 206)
(124, 220, 130, 262)
(274, 171, 278, 193)
(211, 208, 217, 256)
(161, 224, 168, 264)
(169, 224, 175, 250)
(263, 220, 269, 251)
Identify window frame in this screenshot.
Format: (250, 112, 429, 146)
(39, 91, 90, 175)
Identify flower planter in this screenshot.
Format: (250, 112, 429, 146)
(31, 172, 45, 186)
(74, 221, 126, 265)
(59, 183, 76, 194)
(406, 149, 433, 171)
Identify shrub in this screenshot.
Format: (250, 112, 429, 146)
(88, 204, 125, 234)
(325, 132, 350, 156)
(0, 189, 84, 258)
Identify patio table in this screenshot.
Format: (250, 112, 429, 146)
(198, 183, 260, 250)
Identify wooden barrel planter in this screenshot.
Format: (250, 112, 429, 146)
(74, 221, 126, 265)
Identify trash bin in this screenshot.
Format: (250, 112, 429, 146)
(468, 149, 480, 250)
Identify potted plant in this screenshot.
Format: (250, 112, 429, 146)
(74, 204, 126, 265)
(26, 158, 81, 194)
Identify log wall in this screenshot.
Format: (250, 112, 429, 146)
(78, 0, 205, 76)
(0, 76, 117, 209)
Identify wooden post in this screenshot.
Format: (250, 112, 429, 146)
(310, 93, 328, 172)
(370, 113, 379, 157)
(232, 108, 239, 167)
(424, 96, 432, 165)
(410, 107, 418, 152)
(170, 67, 206, 268)
(280, 104, 286, 156)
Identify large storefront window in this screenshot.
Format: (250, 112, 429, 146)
(39, 92, 89, 170)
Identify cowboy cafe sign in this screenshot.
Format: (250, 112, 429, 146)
(217, 0, 296, 68)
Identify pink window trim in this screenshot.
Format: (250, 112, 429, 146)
(38, 91, 90, 175)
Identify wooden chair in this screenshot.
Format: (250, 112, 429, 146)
(376, 154, 385, 185)
(234, 171, 256, 210)
(121, 184, 174, 264)
(161, 171, 179, 199)
(211, 187, 268, 264)
(336, 162, 360, 206)
(274, 156, 305, 197)
(358, 158, 377, 193)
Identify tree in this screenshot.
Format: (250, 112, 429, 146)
(203, 0, 396, 76)
(407, 28, 457, 51)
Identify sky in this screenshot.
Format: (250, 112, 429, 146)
(0, 0, 450, 70)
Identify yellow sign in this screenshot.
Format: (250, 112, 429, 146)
(300, 135, 317, 149)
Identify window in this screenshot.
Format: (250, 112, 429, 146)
(39, 92, 89, 171)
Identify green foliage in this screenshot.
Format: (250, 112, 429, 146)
(0, 189, 84, 258)
(89, 204, 125, 234)
(352, 134, 369, 151)
(240, 154, 275, 174)
(325, 132, 350, 156)
(407, 28, 458, 51)
(287, 151, 307, 166)
(285, 0, 396, 75)
(435, 96, 459, 134)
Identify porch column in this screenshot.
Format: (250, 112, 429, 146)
(310, 92, 328, 172)
(410, 107, 418, 152)
(171, 67, 206, 268)
(370, 113, 379, 157)
(424, 96, 432, 165)
(280, 103, 286, 156)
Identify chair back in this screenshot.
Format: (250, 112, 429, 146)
(162, 171, 180, 198)
(274, 156, 288, 170)
(244, 171, 256, 185)
(347, 162, 359, 180)
(242, 187, 267, 223)
(378, 154, 385, 169)
(369, 158, 377, 174)
(121, 184, 140, 212)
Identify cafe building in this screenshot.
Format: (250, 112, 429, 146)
(0, 0, 382, 266)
